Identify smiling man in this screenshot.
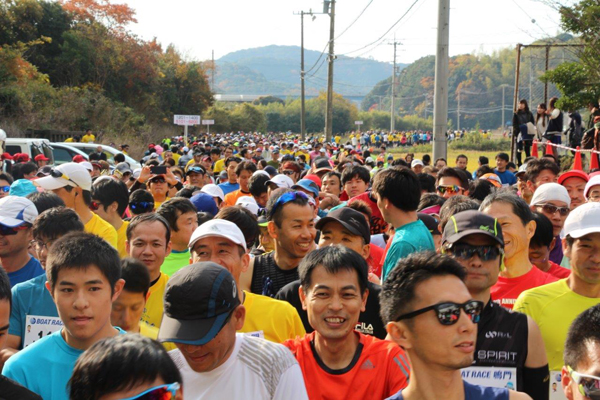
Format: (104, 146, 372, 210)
(2, 233, 125, 400)
(559, 170, 588, 210)
(158, 262, 308, 400)
(241, 188, 316, 297)
(283, 246, 409, 399)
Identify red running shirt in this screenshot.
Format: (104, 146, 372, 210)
(491, 266, 558, 310)
(284, 331, 410, 400)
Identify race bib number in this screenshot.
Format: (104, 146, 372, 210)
(24, 315, 63, 347)
(461, 366, 517, 390)
(244, 330, 265, 339)
(549, 371, 567, 400)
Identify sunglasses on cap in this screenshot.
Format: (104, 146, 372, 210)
(536, 203, 570, 217)
(187, 166, 205, 175)
(129, 201, 154, 212)
(121, 382, 180, 400)
(446, 244, 503, 262)
(0, 224, 31, 236)
(568, 366, 600, 400)
(395, 300, 484, 326)
(0, 185, 10, 193)
(268, 191, 310, 220)
(50, 169, 79, 187)
(437, 185, 462, 195)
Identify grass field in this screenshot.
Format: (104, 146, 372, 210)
(388, 149, 509, 172)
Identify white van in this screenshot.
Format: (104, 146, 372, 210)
(5, 138, 55, 165)
(63, 143, 141, 169)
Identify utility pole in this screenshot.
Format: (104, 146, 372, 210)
(390, 40, 401, 133)
(501, 84, 506, 130)
(456, 88, 460, 131)
(211, 50, 215, 92)
(324, 0, 335, 143)
(529, 55, 533, 106)
(300, 11, 307, 140)
(432, 0, 450, 162)
(511, 44, 522, 163)
(544, 45, 549, 105)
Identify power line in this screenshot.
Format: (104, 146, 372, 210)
(337, 0, 421, 57)
(334, 0, 375, 41)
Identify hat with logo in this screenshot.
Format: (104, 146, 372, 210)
(315, 207, 370, 244)
(235, 195, 259, 216)
(292, 179, 320, 198)
(34, 154, 49, 162)
(266, 174, 294, 189)
(200, 184, 225, 202)
(479, 173, 502, 188)
(0, 196, 38, 227)
(561, 202, 600, 239)
(9, 179, 37, 197)
(158, 262, 240, 345)
(411, 159, 424, 168)
(188, 219, 247, 251)
(442, 210, 504, 246)
(190, 192, 219, 216)
(34, 162, 92, 191)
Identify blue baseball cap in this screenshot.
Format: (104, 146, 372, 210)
(190, 192, 219, 216)
(9, 179, 37, 198)
(292, 179, 319, 198)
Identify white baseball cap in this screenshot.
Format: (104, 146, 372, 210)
(200, 184, 225, 202)
(34, 162, 92, 191)
(80, 161, 93, 172)
(584, 175, 600, 200)
(235, 196, 259, 216)
(266, 174, 294, 189)
(252, 170, 270, 178)
(188, 219, 247, 251)
(530, 182, 571, 207)
(0, 196, 38, 227)
(561, 202, 600, 239)
(411, 159, 424, 168)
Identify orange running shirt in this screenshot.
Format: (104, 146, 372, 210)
(283, 331, 410, 400)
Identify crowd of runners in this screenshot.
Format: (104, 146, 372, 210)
(0, 128, 598, 400)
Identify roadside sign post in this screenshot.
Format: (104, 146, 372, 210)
(174, 115, 201, 145)
(355, 120, 363, 132)
(202, 120, 215, 136)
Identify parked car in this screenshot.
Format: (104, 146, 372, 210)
(48, 143, 89, 165)
(5, 138, 55, 165)
(64, 143, 141, 169)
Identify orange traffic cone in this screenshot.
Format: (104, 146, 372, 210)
(573, 147, 583, 171)
(531, 141, 539, 158)
(591, 152, 600, 171)
(545, 142, 555, 158)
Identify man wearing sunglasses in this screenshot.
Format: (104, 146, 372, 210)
(381, 252, 531, 400)
(185, 164, 206, 188)
(0, 197, 42, 288)
(529, 183, 571, 265)
(436, 167, 470, 199)
(34, 162, 118, 249)
(0, 173, 12, 200)
(515, 202, 600, 378)
(561, 304, 600, 400)
(443, 210, 549, 399)
(158, 262, 308, 399)
(481, 191, 557, 310)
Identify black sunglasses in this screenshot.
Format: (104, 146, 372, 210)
(447, 244, 503, 262)
(50, 169, 79, 187)
(537, 203, 570, 217)
(395, 300, 484, 326)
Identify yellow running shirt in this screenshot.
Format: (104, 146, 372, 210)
(141, 272, 169, 329)
(238, 291, 306, 343)
(85, 213, 118, 249)
(140, 321, 176, 351)
(116, 220, 129, 258)
(514, 279, 600, 371)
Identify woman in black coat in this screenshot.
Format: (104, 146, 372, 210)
(512, 99, 535, 166)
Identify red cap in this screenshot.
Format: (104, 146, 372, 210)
(14, 153, 30, 162)
(282, 161, 301, 173)
(34, 154, 49, 162)
(72, 155, 86, 163)
(304, 174, 322, 189)
(1, 153, 13, 160)
(558, 170, 589, 185)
